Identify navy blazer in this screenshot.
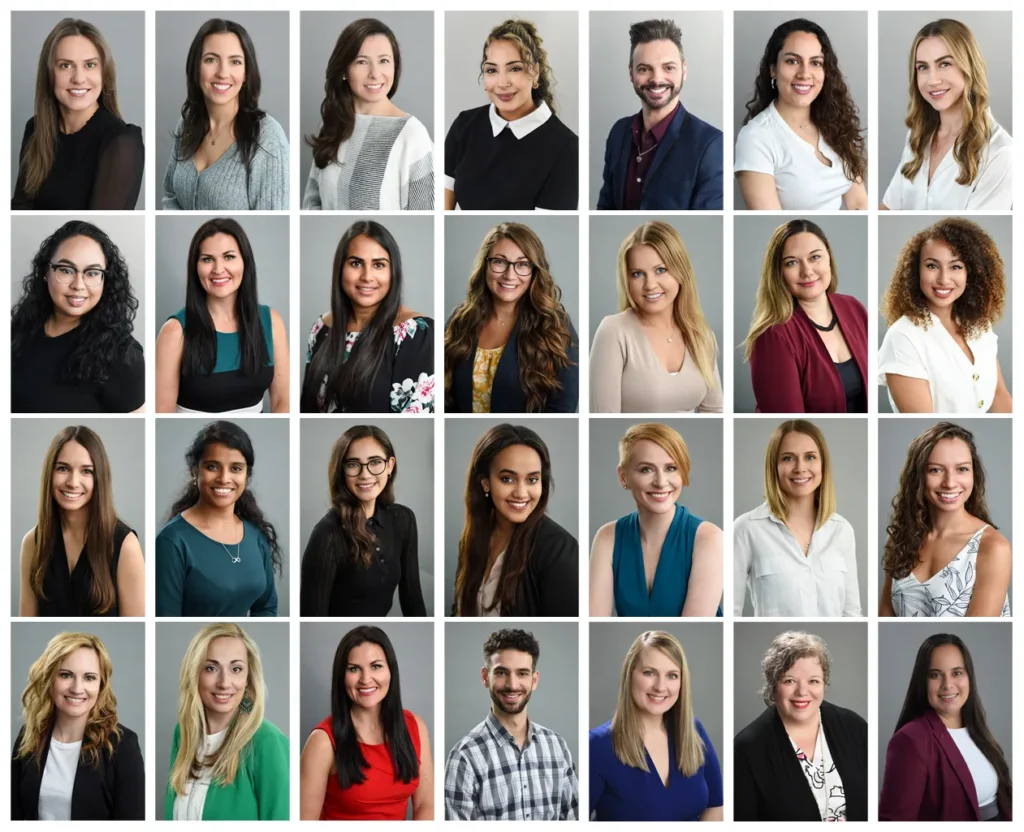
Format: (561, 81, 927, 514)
(597, 103, 723, 210)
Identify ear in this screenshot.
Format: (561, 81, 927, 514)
(617, 465, 628, 490)
(628, 62, 635, 83)
(531, 670, 540, 690)
(479, 476, 490, 496)
(681, 61, 688, 84)
(480, 666, 490, 687)
(386, 457, 396, 476)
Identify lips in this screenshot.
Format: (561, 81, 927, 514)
(792, 84, 813, 95)
(63, 694, 87, 705)
(500, 691, 524, 704)
(931, 286, 954, 298)
(939, 692, 958, 701)
(357, 685, 379, 697)
(355, 285, 378, 296)
(211, 82, 232, 93)
(646, 693, 668, 703)
(645, 85, 671, 100)
(929, 89, 949, 99)
(212, 486, 234, 497)
(798, 279, 819, 287)
(936, 491, 962, 504)
(211, 692, 234, 704)
(209, 276, 232, 287)
(644, 292, 665, 301)
(60, 490, 86, 500)
(356, 482, 376, 492)
(66, 296, 88, 308)
(496, 281, 519, 292)
(647, 491, 673, 502)
(506, 499, 530, 512)
(67, 88, 91, 97)
(364, 83, 385, 92)
(789, 476, 813, 485)
(496, 93, 516, 102)
(791, 700, 811, 709)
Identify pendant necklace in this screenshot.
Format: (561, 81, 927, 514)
(635, 143, 658, 164)
(222, 541, 241, 564)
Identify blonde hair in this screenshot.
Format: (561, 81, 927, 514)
(618, 423, 691, 487)
(617, 222, 719, 389)
(764, 420, 835, 528)
(611, 631, 705, 776)
(760, 631, 832, 707)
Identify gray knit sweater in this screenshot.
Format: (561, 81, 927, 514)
(161, 114, 290, 210)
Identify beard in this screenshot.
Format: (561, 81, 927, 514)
(632, 80, 679, 110)
(490, 686, 533, 715)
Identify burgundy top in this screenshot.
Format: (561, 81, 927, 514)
(623, 101, 680, 210)
(749, 292, 868, 413)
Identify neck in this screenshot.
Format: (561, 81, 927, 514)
(207, 99, 239, 132)
(353, 95, 394, 117)
(206, 294, 238, 327)
(60, 101, 100, 135)
(779, 710, 820, 738)
(205, 707, 234, 735)
(492, 704, 529, 740)
(639, 711, 668, 738)
(496, 99, 538, 123)
(927, 302, 955, 327)
(491, 297, 519, 324)
(927, 505, 969, 535)
(60, 507, 90, 536)
(52, 712, 88, 743)
(349, 703, 382, 738)
(635, 305, 675, 330)
(192, 498, 238, 525)
(636, 504, 676, 538)
(491, 512, 514, 546)
(774, 97, 813, 128)
(359, 497, 376, 519)
(46, 311, 82, 337)
(936, 709, 963, 729)
(349, 303, 378, 331)
(642, 97, 678, 133)
(937, 107, 965, 136)
(796, 294, 831, 322)
(785, 493, 817, 521)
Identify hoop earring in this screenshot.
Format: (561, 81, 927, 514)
(771, 77, 777, 91)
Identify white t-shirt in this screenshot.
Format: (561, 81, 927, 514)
(734, 101, 854, 210)
(882, 115, 1012, 210)
(947, 727, 998, 807)
(173, 729, 228, 821)
(878, 314, 998, 413)
(38, 737, 82, 821)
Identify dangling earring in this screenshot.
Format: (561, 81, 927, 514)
(239, 695, 254, 714)
(483, 488, 491, 498)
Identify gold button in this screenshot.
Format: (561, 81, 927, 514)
(972, 373, 980, 381)
(978, 400, 985, 408)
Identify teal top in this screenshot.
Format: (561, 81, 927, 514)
(164, 719, 290, 820)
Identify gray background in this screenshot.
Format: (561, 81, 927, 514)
(155, 10, 290, 208)
(878, 620, 1013, 791)
(154, 620, 290, 800)
(443, 417, 578, 616)
(878, 214, 1013, 413)
(733, 418, 868, 617)
(733, 214, 868, 413)
(299, 419, 434, 617)
(299, 11, 435, 180)
(588, 11, 724, 209)
(878, 11, 1013, 203)
(590, 215, 724, 381)
(11, 214, 147, 347)
(10, 418, 146, 617)
(732, 11, 869, 209)
(11, 11, 147, 210)
(155, 418, 291, 616)
(444, 620, 578, 761)
(444, 12, 579, 135)
(11, 621, 145, 756)
(734, 620, 867, 734)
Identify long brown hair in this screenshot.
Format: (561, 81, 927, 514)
(481, 19, 557, 114)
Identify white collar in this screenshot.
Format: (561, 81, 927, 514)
(488, 101, 552, 139)
(750, 501, 835, 527)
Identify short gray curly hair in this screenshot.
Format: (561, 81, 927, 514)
(760, 631, 832, 707)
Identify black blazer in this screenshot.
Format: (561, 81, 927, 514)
(11, 723, 145, 820)
(734, 700, 867, 821)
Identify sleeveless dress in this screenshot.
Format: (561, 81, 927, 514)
(38, 521, 134, 617)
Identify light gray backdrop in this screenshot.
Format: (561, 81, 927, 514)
(878, 11, 1013, 204)
(299, 11, 435, 181)
(733, 418, 868, 617)
(877, 214, 1013, 413)
(444, 12, 579, 136)
(877, 620, 1013, 792)
(734, 620, 867, 734)
(732, 11, 869, 209)
(155, 418, 290, 616)
(443, 417, 579, 616)
(10, 11, 147, 210)
(299, 419, 434, 617)
(588, 11, 724, 209)
(444, 620, 578, 761)
(733, 214, 868, 413)
(10, 418, 146, 617)
(154, 620, 290, 800)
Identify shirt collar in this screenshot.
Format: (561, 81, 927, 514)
(631, 100, 680, 144)
(485, 710, 536, 746)
(367, 501, 391, 529)
(488, 101, 552, 139)
(751, 501, 836, 527)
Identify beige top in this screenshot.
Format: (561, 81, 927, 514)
(589, 309, 723, 413)
(476, 551, 505, 616)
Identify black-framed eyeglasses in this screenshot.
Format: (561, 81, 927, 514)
(487, 257, 534, 277)
(343, 458, 388, 477)
(49, 263, 106, 287)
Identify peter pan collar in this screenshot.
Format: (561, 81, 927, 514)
(488, 101, 552, 139)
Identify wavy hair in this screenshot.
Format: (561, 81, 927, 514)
(481, 19, 557, 114)
(763, 420, 835, 528)
(760, 631, 832, 707)
(618, 423, 691, 486)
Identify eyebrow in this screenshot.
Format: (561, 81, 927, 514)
(348, 255, 390, 262)
(203, 51, 244, 60)
(785, 248, 824, 257)
(498, 468, 542, 476)
(202, 249, 237, 256)
(55, 457, 93, 466)
(483, 60, 526, 67)
(931, 665, 966, 672)
(919, 54, 954, 64)
(923, 256, 963, 263)
(635, 459, 672, 466)
(356, 52, 393, 59)
(782, 51, 824, 60)
(56, 54, 100, 63)
(205, 658, 246, 665)
(928, 460, 972, 466)
(53, 257, 105, 269)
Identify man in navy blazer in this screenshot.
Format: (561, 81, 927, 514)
(597, 19, 723, 211)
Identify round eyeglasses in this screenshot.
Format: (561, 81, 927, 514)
(486, 257, 534, 277)
(343, 458, 388, 477)
(49, 263, 106, 287)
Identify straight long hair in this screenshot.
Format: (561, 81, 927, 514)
(763, 420, 836, 528)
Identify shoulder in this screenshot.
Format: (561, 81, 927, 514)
(683, 108, 724, 142)
(593, 520, 617, 549)
(451, 106, 490, 132)
(987, 118, 1013, 152)
(820, 699, 867, 731)
(737, 108, 774, 140)
(694, 519, 723, 545)
(395, 315, 434, 341)
(253, 718, 289, 748)
(978, 526, 1011, 559)
(734, 707, 775, 749)
(589, 719, 614, 745)
(157, 514, 188, 542)
(832, 293, 868, 317)
(243, 518, 272, 545)
(887, 713, 931, 748)
(606, 114, 634, 139)
(753, 319, 799, 353)
(23, 115, 37, 137)
(594, 310, 633, 337)
(543, 113, 579, 144)
(536, 514, 577, 548)
(733, 504, 768, 529)
(113, 723, 142, 753)
(115, 519, 137, 542)
(308, 314, 330, 341)
(390, 502, 417, 524)
(164, 309, 186, 329)
(256, 114, 290, 155)
(448, 719, 490, 757)
(405, 709, 428, 739)
(20, 527, 38, 554)
(401, 116, 433, 144)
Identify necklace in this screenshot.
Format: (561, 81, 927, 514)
(634, 142, 658, 163)
(221, 541, 241, 564)
(207, 121, 233, 148)
(811, 312, 838, 332)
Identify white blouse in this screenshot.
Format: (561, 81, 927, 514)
(734, 502, 861, 617)
(878, 314, 998, 414)
(788, 719, 846, 822)
(947, 727, 999, 807)
(734, 102, 854, 210)
(38, 738, 81, 820)
(173, 728, 228, 821)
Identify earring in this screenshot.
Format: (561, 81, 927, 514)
(239, 695, 254, 714)
(483, 489, 491, 498)
(771, 77, 777, 91)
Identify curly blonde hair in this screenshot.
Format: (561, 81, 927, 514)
(480, 19, 557, 114)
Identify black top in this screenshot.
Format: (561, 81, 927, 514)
(835, 357, 867, 414)
(444, 105, 578, 210)
(12, 106, 144, 210)
(37, 521, 134, 618)
(11, 722, 145, 820)
(734, 700, 868, 821)
(11, 325, 145, 413)
(299, 504, 427, 617)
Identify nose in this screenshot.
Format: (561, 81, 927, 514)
(651, 468, 667, 487)
(799, 260, 814, 278)
(941, 469, 955, 488)
(215, 674, 230, 690)
(511, 481, 528, 499)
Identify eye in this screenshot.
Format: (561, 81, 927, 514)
(373, 261, 387, 269)
(484, 67, 495, 74)
(954, 669, 964, 676)
(951, 263, 964, 270)
(82, 468, 94, 476)
(527, 476, 540, 485)
(958, 466, 970, 473)
(348, 258, 362, 268)
(204, 56, 215, 63)
(665, 465, 677, 472)
(810, 254, 820, 261)
(232, 59, 243, 66)
(371, 662, 384, 670)
(510, 65, 522, 72)
(85, 674, 98, 682)
(639, 465, 653, 474)
(86, 61, 98, 69)
(812, 59, 823, 67)
(59, 670, 72, 678)
(380, 58, 390, 65)
(667, 672, 679, 680)
(501, 475, 515, 484)
(629, 271, 643, 279)
(783, 259, 796, 268)
(654, 266, 667, 274)
(232, 665, 245, 673)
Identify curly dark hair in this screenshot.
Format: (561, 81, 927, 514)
(881, 217, 1005, 340)
(480, 19, 557, 115)
(483, 628, 540, 670)
(12, 220, 139, 385)
(883, 422, 994, 581)
(743, 18, 866, 184)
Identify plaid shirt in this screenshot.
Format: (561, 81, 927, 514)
(444, 711, 579, 820)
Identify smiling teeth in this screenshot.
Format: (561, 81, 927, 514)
(61, 491, 85, 498)
(213, 487, 233, 495)
(507, 500, 529, 509)
(212, 83, 231, 91)
(938, 492, 960, 500)
(645, 293, 664, 300)
(791, 477, 812, 484)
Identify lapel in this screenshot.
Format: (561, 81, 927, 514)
(925, 710, 981, 817)
(490, 321, 521, 412)
(831, 295, 868, 391)
(645, 103, 688, 187)
(768, 707, 822, 820)
(24, 727, 93, 820)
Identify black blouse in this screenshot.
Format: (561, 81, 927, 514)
(836, 358, 867, 414)
(299, 504, 427, 617)
(37, 521, 135, 617)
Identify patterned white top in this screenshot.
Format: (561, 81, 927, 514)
(788, 717, 846, 822)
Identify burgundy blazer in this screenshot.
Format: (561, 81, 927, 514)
(749, 292, 868, 413)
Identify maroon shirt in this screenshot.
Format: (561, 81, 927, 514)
(623, 101, 680, 210)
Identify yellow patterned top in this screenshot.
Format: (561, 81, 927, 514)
(472, 345, 505, 413)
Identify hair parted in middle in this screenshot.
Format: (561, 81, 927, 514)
(763, 419, 835, 528)
(760, 631, 832, 707)
(617, 423, 691, 487)
(483, 628, 540, 669)
(480, 19, 557, 114)
(628, 19, 684, 66)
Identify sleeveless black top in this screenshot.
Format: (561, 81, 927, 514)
(37, 521, 134, 617)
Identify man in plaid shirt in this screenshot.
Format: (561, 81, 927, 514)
(444, 628, 579, 820)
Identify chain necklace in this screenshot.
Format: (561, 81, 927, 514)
(635, 142, 658, 163)
(222, 541, 242, 564)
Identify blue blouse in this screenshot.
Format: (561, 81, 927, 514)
(589, 719, 723, 821)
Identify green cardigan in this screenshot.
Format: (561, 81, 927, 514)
(164, 719, 290, 820)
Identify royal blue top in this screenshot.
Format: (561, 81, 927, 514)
(589, 719, 723, 821)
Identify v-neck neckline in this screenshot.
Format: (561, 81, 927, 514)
(908, 524, 988, 585)
(634, 506, 681, 601)
(925, 136, 956, 187)
(644, 739, 673, 789)
(628, 310, 687, 375)
(771, 102, 833, 168)
(930, 312, 977, 367)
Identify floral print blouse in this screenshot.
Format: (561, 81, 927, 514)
(471, 345, 504, 413)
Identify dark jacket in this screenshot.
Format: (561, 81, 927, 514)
(11, 723, 145, 820)
(597, 103, 723, 210)
(734, 700, 868, 821)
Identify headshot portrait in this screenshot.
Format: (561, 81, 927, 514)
(735, 215, 869, 414)
(300, 11, 434, 211)
(444, 622, 579, 820)
(444, 216, 579, 414)
(734, 622, 868, 821)
(155, 419, 289, 617)
(878, 215, 1012, 414)
(156, 12, 290, 211)
(591, 12, 723, 210)
(733, 11, 868, 211)
(733, 418, 867, 618)
(444, 11, 579, 210)
(589, 624, 723, 821)
(878, 622, 1012, 820)
(589, 420, 723, 618)
(299, 215, 434, 414)
(879, 13, 1012, 211)
(155, 621, 290, 820)
(299, 623, 435, 819)
(299, 419, 433, 617)
(444, 419, 579, 618)
(10, 624, 145, 820)
(878, 419, 1012, 618)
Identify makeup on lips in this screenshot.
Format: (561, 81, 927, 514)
(483, 39, 536, 121)
(52, 440, 95, 512)
(51, 647, 101, 718)
(345, 642, 391, 709)
(625, 244, 679, 312)
(197, 233, 243, 295)
(199, 32, 246, 107)
(631, 647, 681, 715)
